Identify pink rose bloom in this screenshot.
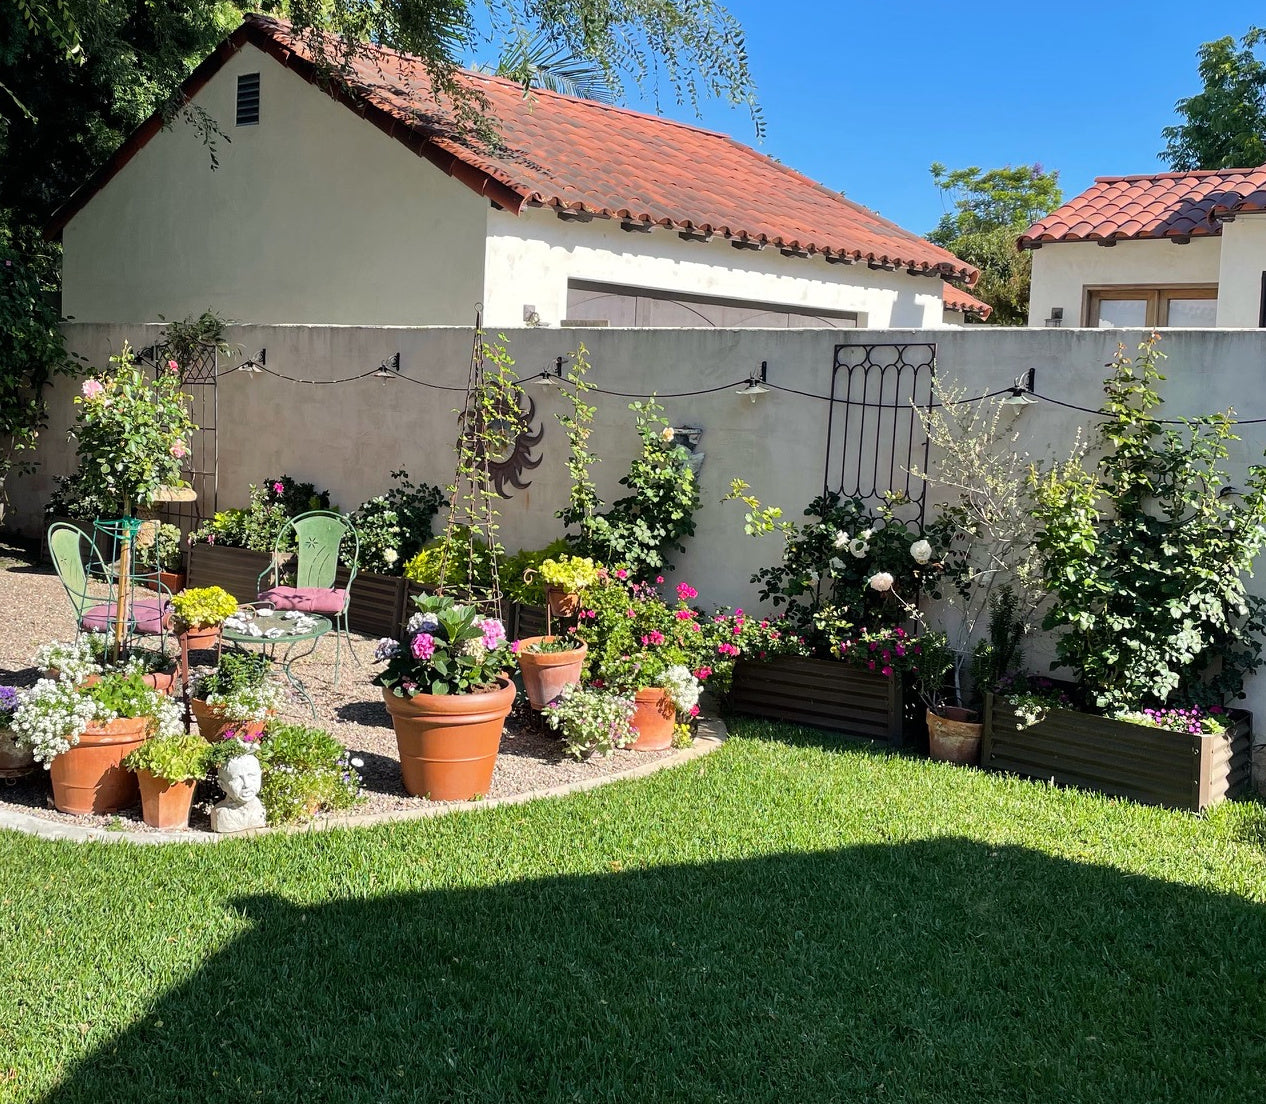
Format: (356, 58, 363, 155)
(167, 359, 180, 374)
(81, 379, 104, 399)
(411, 633, 437, 660)
(170, 439, 188, 459)
(676, 582, 698, 601)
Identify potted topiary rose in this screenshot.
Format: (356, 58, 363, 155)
(10, 670, 183, 814)
(372, 593, 517, 800)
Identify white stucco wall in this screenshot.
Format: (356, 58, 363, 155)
(1027, 238, 1222, 326)
(60, 43, 488, 325)
(481, 206, 949, 329)
(1215, 214, 1266, 326)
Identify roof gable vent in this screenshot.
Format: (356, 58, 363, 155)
(236, 73, 260, 126)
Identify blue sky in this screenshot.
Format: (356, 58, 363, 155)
(611, 2, 1253, 236)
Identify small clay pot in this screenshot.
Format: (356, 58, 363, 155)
(546, 587, 580, 619)
(136, 770, 197, 829)
(0, 726, 35, 781)
(516, 636, 587, 710)
(190, 698, 268, 743)
(926, 709, 983, 766)
(630, 687, 675, 752)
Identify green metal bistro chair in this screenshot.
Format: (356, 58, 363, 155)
(48, 521, 173, 646)
(256, 510, 360, 686)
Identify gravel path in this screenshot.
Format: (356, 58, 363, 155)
(0, 539, 673, 832)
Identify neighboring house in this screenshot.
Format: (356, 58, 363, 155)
(49, 14, 977, 331)
(941, 282, 992, 325)
(1021, 167, 1266, 327)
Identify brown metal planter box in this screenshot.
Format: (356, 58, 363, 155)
(982, 694, 1252, 813)
(728, 656, 904, 745)
(185, 544, 273, 604)
(333, 568, 406, 639)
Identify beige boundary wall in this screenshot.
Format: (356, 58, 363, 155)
(12, 325, 1266, 719)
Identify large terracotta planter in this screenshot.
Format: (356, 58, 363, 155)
(926, 709, 983, 765)
(49, 716, 149, 815)
(190, 698, 268, 743)
(516, 636, 587, 710)
(0, 726, 35, 780)
(136, 769, 198, 829)
(630, 687, 675, 752)
(382, 677, 515, 801)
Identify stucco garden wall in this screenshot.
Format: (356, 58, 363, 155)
(481, 207, 947, 329)
(14, 325, 1266, 719)
(1026, 238, 1223, 326)
(59, 43, 488, 326)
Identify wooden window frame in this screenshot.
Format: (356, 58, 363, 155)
(1083, 285, 1217, 327)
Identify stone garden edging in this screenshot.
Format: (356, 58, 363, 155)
(0, 716, 727, 846)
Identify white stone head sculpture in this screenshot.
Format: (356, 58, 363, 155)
(211, 753, 266, 834)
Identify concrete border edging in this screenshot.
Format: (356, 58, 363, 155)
(0, 715, 728, 846)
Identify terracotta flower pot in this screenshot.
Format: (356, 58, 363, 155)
(546, 587, 580, 619)
(382, 677, 515, 801)
(49, 716, 150, 815)
(926, 708, 983, 766)
(142, 668, 179, 695)
(0, 726, 35, 780)
(630, 687, 675, 752)
(516, 636, 587, 710)
(179, 625, 222, 651)
(136, 769, 198, 829)
(190, 698, 268, 743)
(142, 571, 186, 595)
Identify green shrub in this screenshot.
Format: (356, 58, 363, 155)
(124, 733, 212, 783)
(501, 540, 574, 605)
(170, 586, 238, 630)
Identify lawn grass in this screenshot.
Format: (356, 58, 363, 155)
(3, 720, 1266, 1102)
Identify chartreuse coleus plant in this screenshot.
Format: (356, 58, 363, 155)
(1029, 334, 1266, 713)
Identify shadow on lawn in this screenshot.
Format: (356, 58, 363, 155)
(41, 839, 1266, 1103)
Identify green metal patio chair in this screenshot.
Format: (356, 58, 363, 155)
(256, 510, 360, 686)
(48, 521, 173, 646)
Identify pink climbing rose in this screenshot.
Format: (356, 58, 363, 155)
(81, 379, 104, 399)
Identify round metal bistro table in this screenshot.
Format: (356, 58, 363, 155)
(220, 606, 332, 717)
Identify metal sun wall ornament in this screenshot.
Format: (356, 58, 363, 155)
(473, 388, 545, 499)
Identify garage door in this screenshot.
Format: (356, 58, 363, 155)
(565, 281, 861, 328)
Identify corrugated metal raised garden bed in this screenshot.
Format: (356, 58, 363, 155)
(982, 694, 1252, 813)
(728, 656, 904, 745)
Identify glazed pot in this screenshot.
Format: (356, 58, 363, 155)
(926, 708, 983, 766)
(0, 725, 35, 780)
(382, 677, 515, 801)
(545, 587, 580, 619)
(516, 636, 587, 710)
(630, 687, 675, 752)
(49, 716, 149, 815)
(190, 698, 269, 743)
(136, 769, 198, 830)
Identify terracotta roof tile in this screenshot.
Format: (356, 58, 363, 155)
(48, 15, 977, 283)
(942, 282, 991, 320)
(1019, 166, 1266, 247)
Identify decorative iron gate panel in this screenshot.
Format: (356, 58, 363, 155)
(824, 342, 935, 527)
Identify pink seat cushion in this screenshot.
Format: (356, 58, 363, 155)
(258, 586, 347, 615)
(81, 599, 170, 635)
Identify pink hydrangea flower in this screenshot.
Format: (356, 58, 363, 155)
(478, 618, 506, 650)
(411, 633, 436, 660)
(81, 379, 104, 399)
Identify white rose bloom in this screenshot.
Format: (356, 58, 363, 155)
(868, 572, 895, 592)
(848, 538, 870, 559)
(833, 530, 850, 549)
(382, 548, 399, 565)
(910, 539, 932, 565)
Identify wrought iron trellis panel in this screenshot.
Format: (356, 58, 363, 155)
(824, 342, 936, 528)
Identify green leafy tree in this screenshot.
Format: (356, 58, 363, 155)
(927, 163, 1062, 326)
(1161, 27, 1266, 171)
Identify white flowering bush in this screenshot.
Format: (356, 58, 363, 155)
(34, 635, 108, 683)
(542, 685, 637, 759)
(11, 672, 181, 767)
(204, 682, 286, 722)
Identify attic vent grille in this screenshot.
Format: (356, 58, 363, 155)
(236, 73, 260, 126)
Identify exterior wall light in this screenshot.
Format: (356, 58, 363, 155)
(374, 352, 400, 378)
(533, 356, 566, 386)
(1000, 368, 1037, 407)
(236, 348, 266, 374)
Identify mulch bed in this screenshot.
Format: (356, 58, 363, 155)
(0, 539, 672, 833)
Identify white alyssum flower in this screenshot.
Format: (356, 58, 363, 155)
(205, 682, 286, 721)
(868, 572, 895, 593)
(910, 539, 933, 565)
(10, 679, 113, 767)
(659, 664, 701, 714)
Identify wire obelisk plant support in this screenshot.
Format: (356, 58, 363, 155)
(435, 312, 529, 619)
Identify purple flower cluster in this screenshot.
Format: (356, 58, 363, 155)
(0, 685, 18, 718)
(1118, 704, 1227, 736)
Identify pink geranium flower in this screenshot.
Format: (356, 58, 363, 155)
(272, 481, 285, 495)
(676, 582, 698, 601)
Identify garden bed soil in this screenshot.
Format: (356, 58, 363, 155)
(982, 693, 1252, 813)
(0, 541, 673, 834)
(728, 655, 905, 745)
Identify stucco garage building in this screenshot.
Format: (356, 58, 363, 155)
(50, 15, 979, 331)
